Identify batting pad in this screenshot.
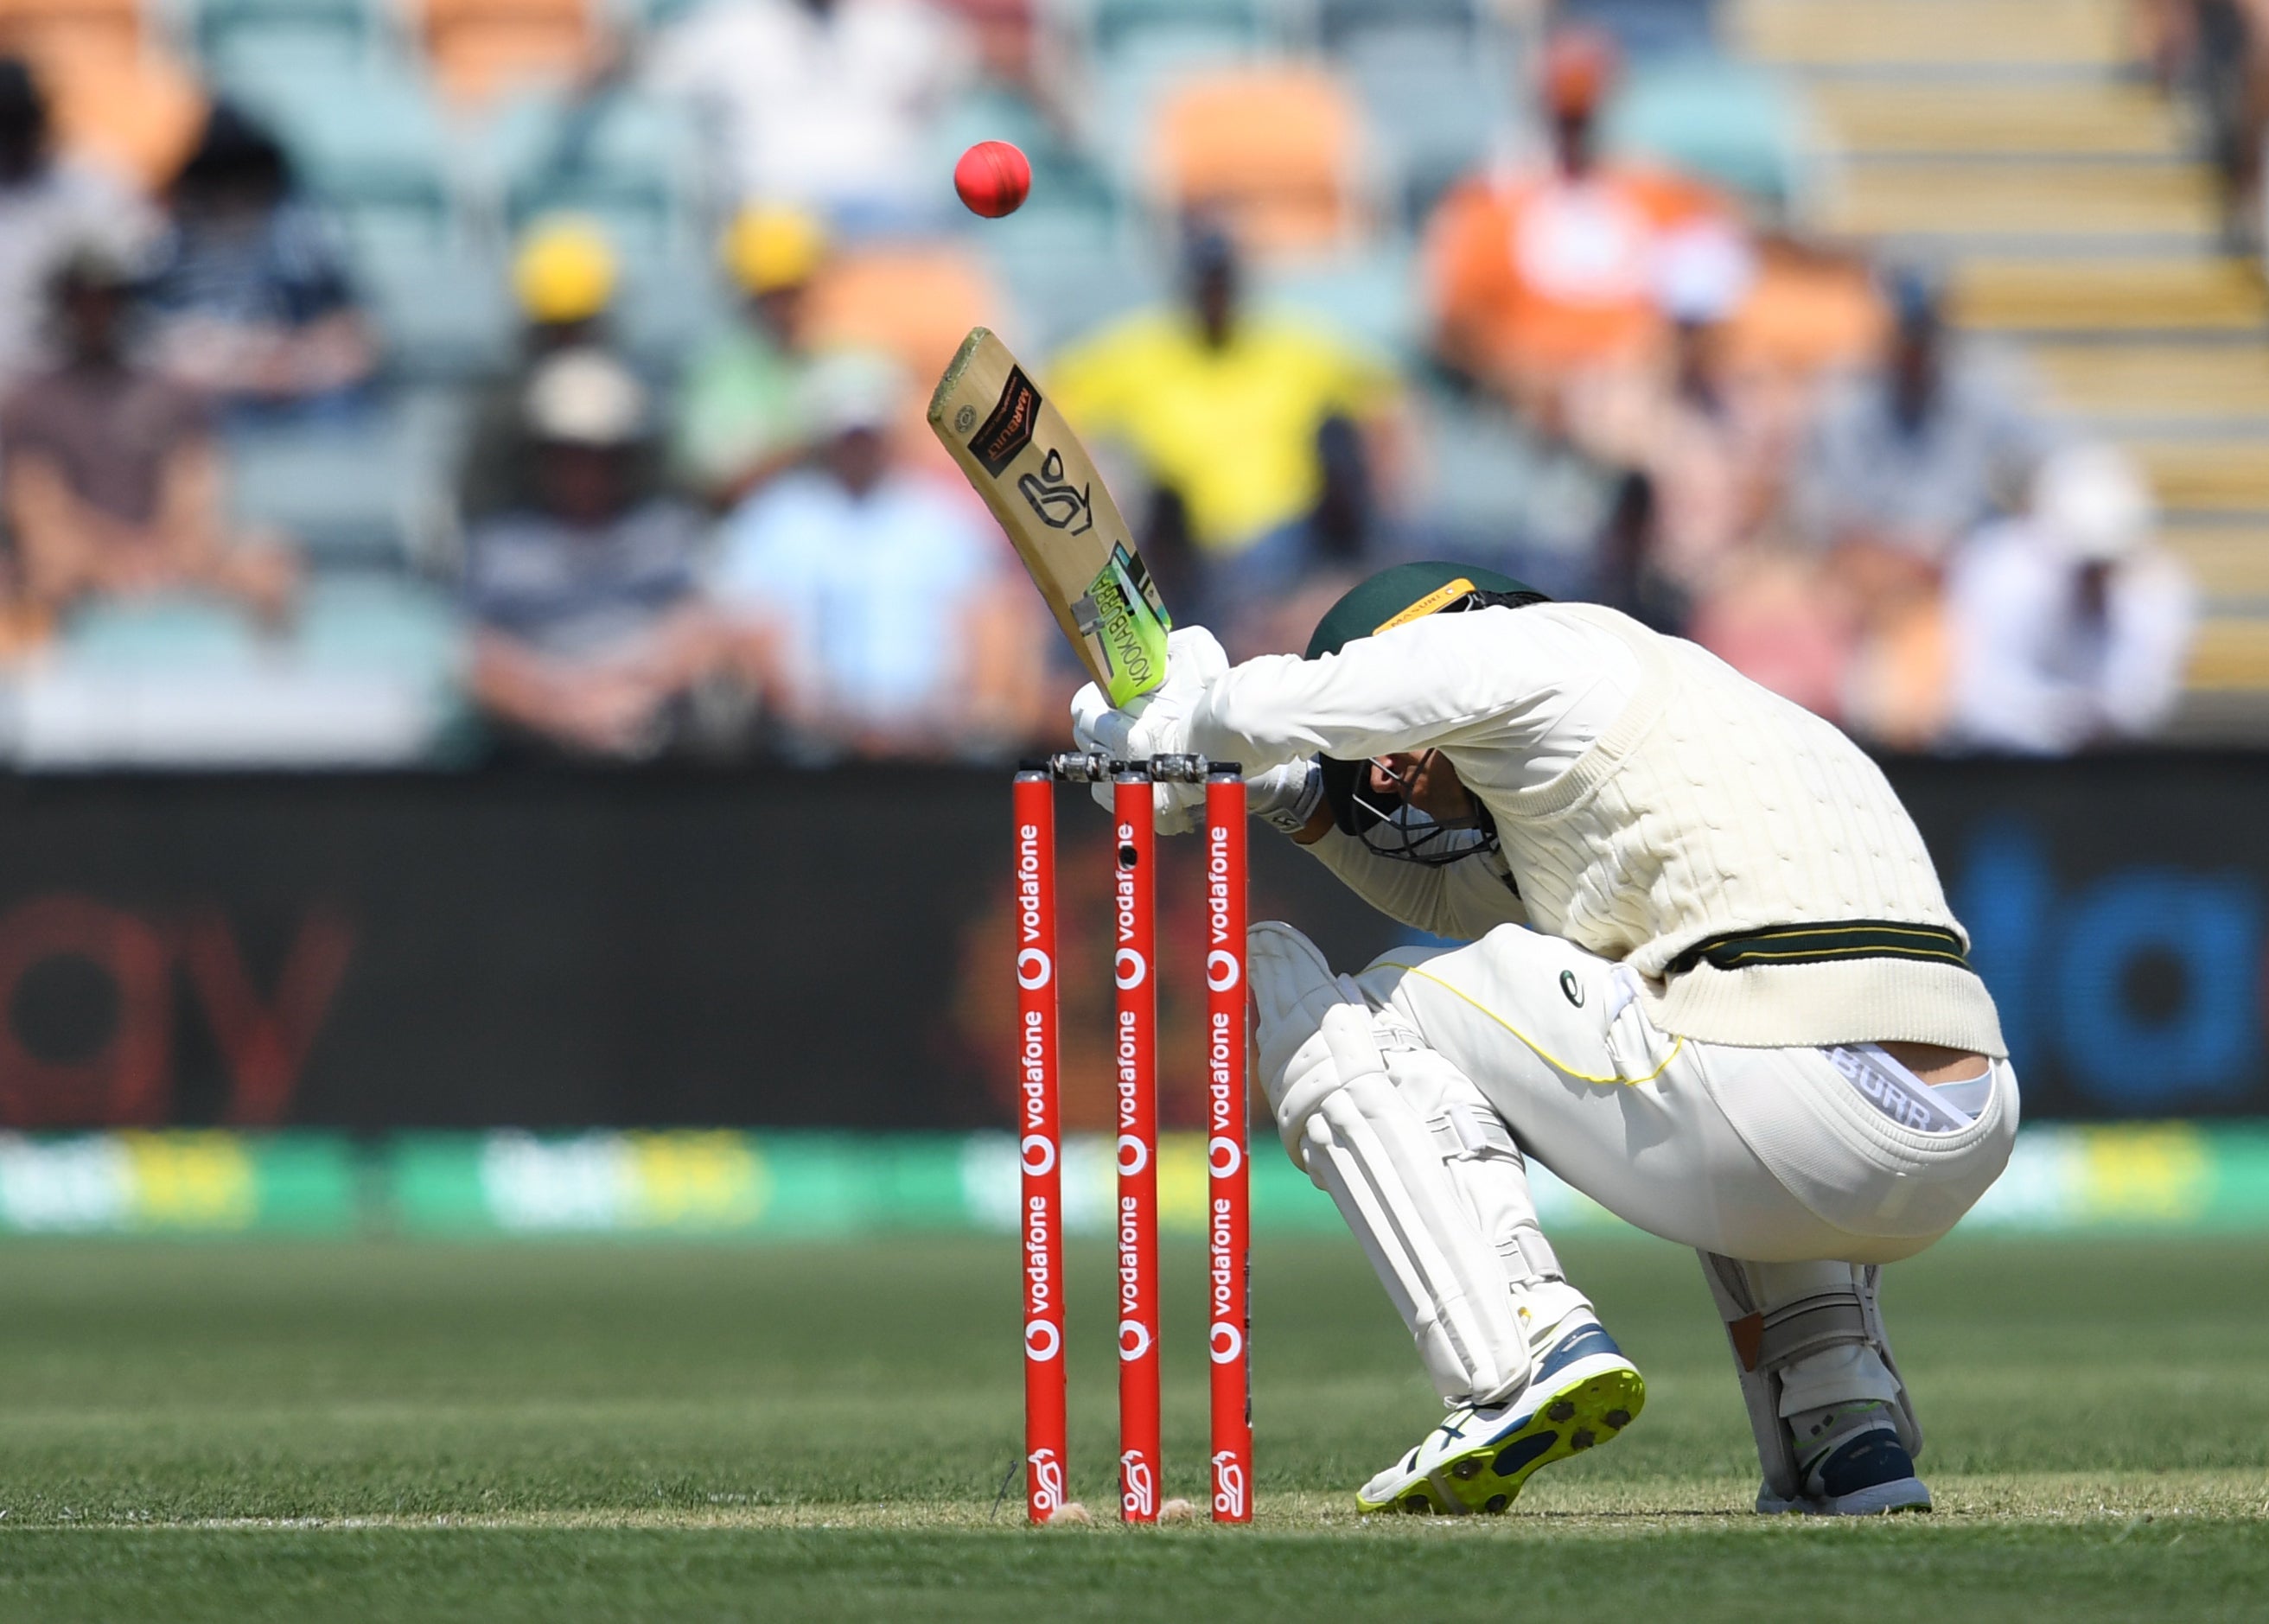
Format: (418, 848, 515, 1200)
(1300, 1008, 1533, 1407)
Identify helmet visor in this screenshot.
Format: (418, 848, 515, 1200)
(1319, 754, 1500, 868)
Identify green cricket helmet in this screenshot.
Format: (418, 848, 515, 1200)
(1306, 562, 1548, 866)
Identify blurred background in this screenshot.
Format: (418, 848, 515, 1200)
(0, 0, 2266, 1237)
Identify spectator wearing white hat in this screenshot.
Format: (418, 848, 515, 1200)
(463, 347, 728, 760)
(460, 216, 660, 525)
(708, 349, 1044, 759)
(1943, 443, 2197, 755)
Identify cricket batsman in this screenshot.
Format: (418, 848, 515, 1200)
(1068, 563, 2017, 1518)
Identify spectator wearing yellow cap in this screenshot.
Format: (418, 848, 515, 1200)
(459, 215, 660, 524)
(513, 214, 619, 339)
(671, 204, 827, 508)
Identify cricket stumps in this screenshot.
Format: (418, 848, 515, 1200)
(1011, 755, 1252, 1525)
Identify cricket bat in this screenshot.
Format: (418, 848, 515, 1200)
(928, 327, 1172, 706)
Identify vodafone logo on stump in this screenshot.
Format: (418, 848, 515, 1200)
(1016, 947, 1052, 990)
(1204, 949, 1240, 992)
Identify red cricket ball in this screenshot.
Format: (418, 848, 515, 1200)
(954, 140, 1031, 219)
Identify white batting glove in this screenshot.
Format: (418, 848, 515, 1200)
(1067, 627, 1227, 834)
(1068, 626, 1224, 757)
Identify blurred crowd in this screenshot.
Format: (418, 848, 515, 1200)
(0, 0, 2208, 766)
(2140, 0, 2269, 251)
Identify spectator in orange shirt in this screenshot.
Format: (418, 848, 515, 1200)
(1424, 28, 1729, 413)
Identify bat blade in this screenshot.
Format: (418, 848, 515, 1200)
(928, 327, 1171, 705)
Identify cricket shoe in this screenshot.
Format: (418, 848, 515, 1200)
(1355, 1303, 1644, 1516)
(1756, 1399, 1931, 1516)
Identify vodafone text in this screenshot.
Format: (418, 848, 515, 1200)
(1026, 1194, 1055, 1318)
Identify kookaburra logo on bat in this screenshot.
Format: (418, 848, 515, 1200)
(1018, 448, 1093, 535)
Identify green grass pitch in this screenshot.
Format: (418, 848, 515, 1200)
(0, 1232, 2262, 1621)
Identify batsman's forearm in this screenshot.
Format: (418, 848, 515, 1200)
(1188, 623, 1525, 773)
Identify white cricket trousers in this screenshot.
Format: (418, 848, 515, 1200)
(1350, 925, 2021, 1265)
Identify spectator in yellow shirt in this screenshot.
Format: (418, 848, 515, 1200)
(1048, 227, 1399, 653)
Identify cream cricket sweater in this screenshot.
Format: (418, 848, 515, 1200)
(1188, 602, 2007, 1054)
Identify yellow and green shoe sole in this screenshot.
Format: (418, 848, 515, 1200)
(1361, 1365, 1647, 1516)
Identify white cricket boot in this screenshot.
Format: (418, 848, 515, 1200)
(1355, 1283, 1645, 1515)
(1756, 1399, 1932, 1516)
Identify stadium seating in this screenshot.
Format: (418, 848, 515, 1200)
(416, 0, 596, 107)
(296, 572, 466, 680)
(1257, 239, 1418, 360)
(1415, 391, 1546, 550)
(602, 0, 703, 30)
(60, 596, 270, 672)
(0, 0, 141, 67)
(204, 26, 375, 98)
(1602, 54, 1815, 215)
(346, 226, 518, 381)
(1731, 0, 2126, 70)
(41, 45, 207, 188)
(990, 223, 1162, 355)
(61, 568, 462, 673)
(196, 0, 381, 75)
(481, 86, 705, 257)
(1561, 0, 1721, 60)
(217, 59, 455, 237)
(224, 404, 435, 565)
(1089, 22, 1255, 162)
(803, 242, 1002, 387)
(1089, 0, 1267, 56)
(1315, 0, 1483, 51)
(1414, 389, 1622, 601)
(610, 245, 727, 373)
(1150, 65, 1367, 258)
(1341, 28, 1514, 226)
(45, 577, 468, 766)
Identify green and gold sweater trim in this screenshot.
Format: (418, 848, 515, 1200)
(1667, 920, 1970, 977)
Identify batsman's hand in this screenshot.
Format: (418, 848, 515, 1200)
(1068, 625, 1227, 833)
